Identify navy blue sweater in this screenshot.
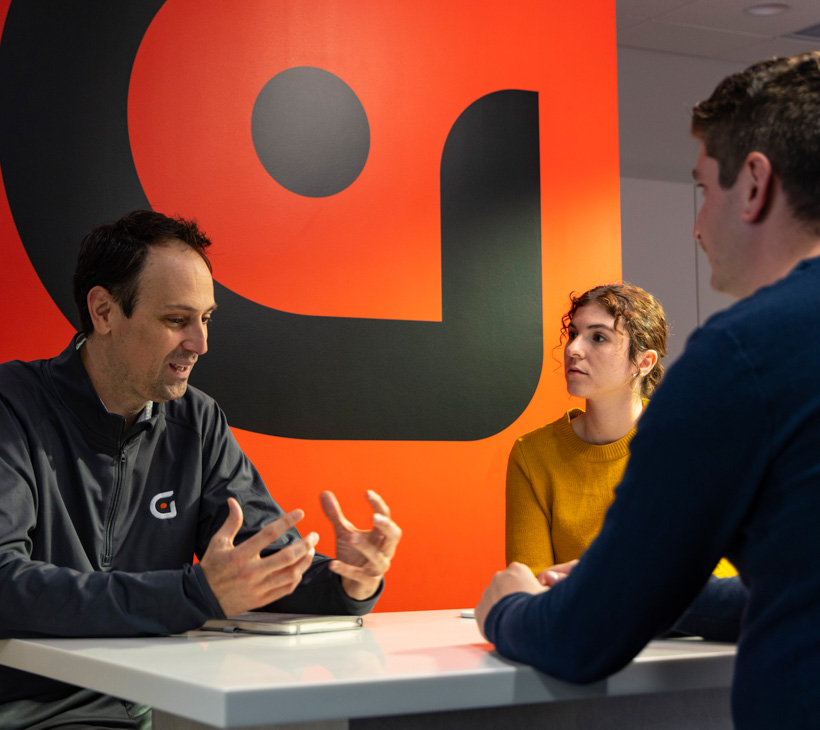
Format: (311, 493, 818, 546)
(486, 257, 820, 729)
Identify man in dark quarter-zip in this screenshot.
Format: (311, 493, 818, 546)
(0, 209, 402, 728)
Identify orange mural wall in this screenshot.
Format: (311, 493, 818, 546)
(0, 0, 621, 611)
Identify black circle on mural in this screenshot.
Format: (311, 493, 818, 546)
(251, 66, 370, 197)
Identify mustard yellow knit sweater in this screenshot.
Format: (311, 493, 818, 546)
(506, 407, 736, 579)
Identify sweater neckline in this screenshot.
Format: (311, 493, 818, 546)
(555, 407, 637, 462)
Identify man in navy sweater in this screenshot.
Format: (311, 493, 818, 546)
(477, 52, 820, 728)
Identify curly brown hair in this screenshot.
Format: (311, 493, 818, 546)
(560, 283, 667, 397)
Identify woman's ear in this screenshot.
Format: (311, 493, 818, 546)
(637, 349, 658, 377)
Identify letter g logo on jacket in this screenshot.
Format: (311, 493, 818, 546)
(150, 491, 177, 520)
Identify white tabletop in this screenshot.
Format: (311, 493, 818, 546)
(0, 609, 736, 728)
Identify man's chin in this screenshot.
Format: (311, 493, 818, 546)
(710, 272, 735, 297)
(154, 381, 189, 403)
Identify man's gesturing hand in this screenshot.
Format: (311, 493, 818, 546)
(320, 490, 401, 601)
(200, 498, 319, 617)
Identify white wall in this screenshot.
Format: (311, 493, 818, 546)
(620, 177, 735, 364)
(617, 48, 740, 366)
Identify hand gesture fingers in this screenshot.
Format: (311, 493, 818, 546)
(322, 490, 401, 557)
(337, 512, 401, 567)
(370, 510, 401, 558)
(320, 490, 355, 533)
(365, 490, 401, 558)
(208, 497, 245, 550)
(252, 532, 319, 604)
(328, 558, 388, 586)
(233, 505, 306, 559)
(322, 490, 402, 601)
(365, 489, 391, 519)
(329, 530, 392, 577)
(201, 499, 318, 616)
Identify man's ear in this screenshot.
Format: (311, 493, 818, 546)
(637, 349, 658, 377)
(740, 151, 774, 223)
(86, 286, 116, 335)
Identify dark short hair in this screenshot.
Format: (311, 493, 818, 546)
(691, 52, 820, 229)
(73, 210, 213, 336)
(560, 283, 668, 397)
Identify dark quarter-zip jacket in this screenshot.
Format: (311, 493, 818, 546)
(0, 338, 379, 702)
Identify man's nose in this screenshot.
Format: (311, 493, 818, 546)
(184, 321, 208, 355)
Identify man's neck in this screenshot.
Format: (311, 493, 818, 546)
(78, 336, 147, 427)
(724, 177, 820, 300)
(739, 235, 820, 299)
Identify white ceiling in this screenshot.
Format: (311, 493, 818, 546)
(617, 0, 820, 63)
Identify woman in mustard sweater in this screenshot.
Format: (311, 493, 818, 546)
(506, 283, 736, 579)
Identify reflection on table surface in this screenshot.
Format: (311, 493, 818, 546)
(0, 609, 735, 690)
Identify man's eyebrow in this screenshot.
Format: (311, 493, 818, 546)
(161, 303, 219, 312)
